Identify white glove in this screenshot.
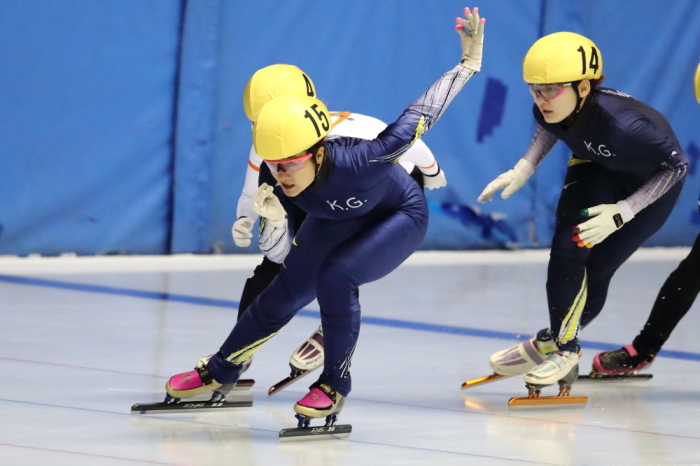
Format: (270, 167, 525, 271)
(252, 183, 287, 227)
(231, 217, 254, 247)
(455, 7, 485, 72)
(573, 202, 634, 247)
(477, 159, 535, 203)
(422, 165, 447, 190)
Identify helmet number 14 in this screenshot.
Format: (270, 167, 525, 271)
(304, 104, 330, 138)
(577, 46, 600, 75)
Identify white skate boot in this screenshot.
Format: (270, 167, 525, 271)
(489, 337, 555, 376)
(289, 325, 324, 372)
(269, 325, 324, 396)
(463, 336, 556, 390)
(524, 351, 579, 395)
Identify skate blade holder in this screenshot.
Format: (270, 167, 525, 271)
(131, 396, 253, 414)
(577, 372, 653, 383)
(461, 374, 507, 390)
(279, 414, 352, 442)
(268, 369, 314, 397)
(508, 380, 588, 408)
(508, 395, 588, 408)
(131, 379, 255, 414)
(230, 378, 256, 390)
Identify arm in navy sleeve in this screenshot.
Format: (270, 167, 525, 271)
(333, 65, 477, 180)
(616, 115, 688, 217)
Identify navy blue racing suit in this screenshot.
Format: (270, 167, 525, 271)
(206, 64, 477, 396)
(527, 88, 689, 352)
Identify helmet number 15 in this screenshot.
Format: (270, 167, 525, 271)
(577, 46, 600, 75)
(304, 104, 330, 138)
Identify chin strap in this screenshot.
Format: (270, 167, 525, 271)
(310, 143, 325, 179)
(560, 81, 585, 127)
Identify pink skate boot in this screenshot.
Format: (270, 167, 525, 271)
(591, 344, 655, 377)
(294, 381, 344, 419)
(165, 365, 222, 399)
(132, 362, 253, 414)
(279, 381, 352, 440)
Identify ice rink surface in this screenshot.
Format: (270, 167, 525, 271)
(2, 249, 700, 466)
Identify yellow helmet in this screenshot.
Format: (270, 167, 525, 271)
(523, 32, 603, 84)
(243, 64, 316, 121)
(253, 95, 330, 161)
(694, 63, 700, 104)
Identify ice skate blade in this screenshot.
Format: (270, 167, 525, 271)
(577, 373, 652, 382)
(268, 369, 314, 397)
(279, 424, 352, 442)
(508, 395, 588, 408)
(461, 374, 507, 390)
(131, 398, 252, 414)
(232, 378, 255, 390)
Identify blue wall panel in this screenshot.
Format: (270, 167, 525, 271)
(195, 0, 700, 252)
(0, 0, 181, 255)
(533, 0, 700, 247)
(170, 0, 222, 254)
(203, 0, 543, 253)
(1, 1, 698, 255)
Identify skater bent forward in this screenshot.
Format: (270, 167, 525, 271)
(164, 7, 486, 428)
(230, 64, 448, 392)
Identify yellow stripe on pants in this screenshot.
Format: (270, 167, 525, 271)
(225, 332, 278, 364)
(558, 269, 588, 344)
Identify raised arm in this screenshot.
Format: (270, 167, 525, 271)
(340, 7, 485, 171)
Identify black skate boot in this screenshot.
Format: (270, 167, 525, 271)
(588, 345, 654, 380)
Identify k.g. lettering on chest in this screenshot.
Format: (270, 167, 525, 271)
(584, 140, 616, 157)
(326, 197, 368, 211)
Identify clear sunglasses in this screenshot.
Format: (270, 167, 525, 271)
(264, 153, 314, 174)
(528, 82, 572, 100)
